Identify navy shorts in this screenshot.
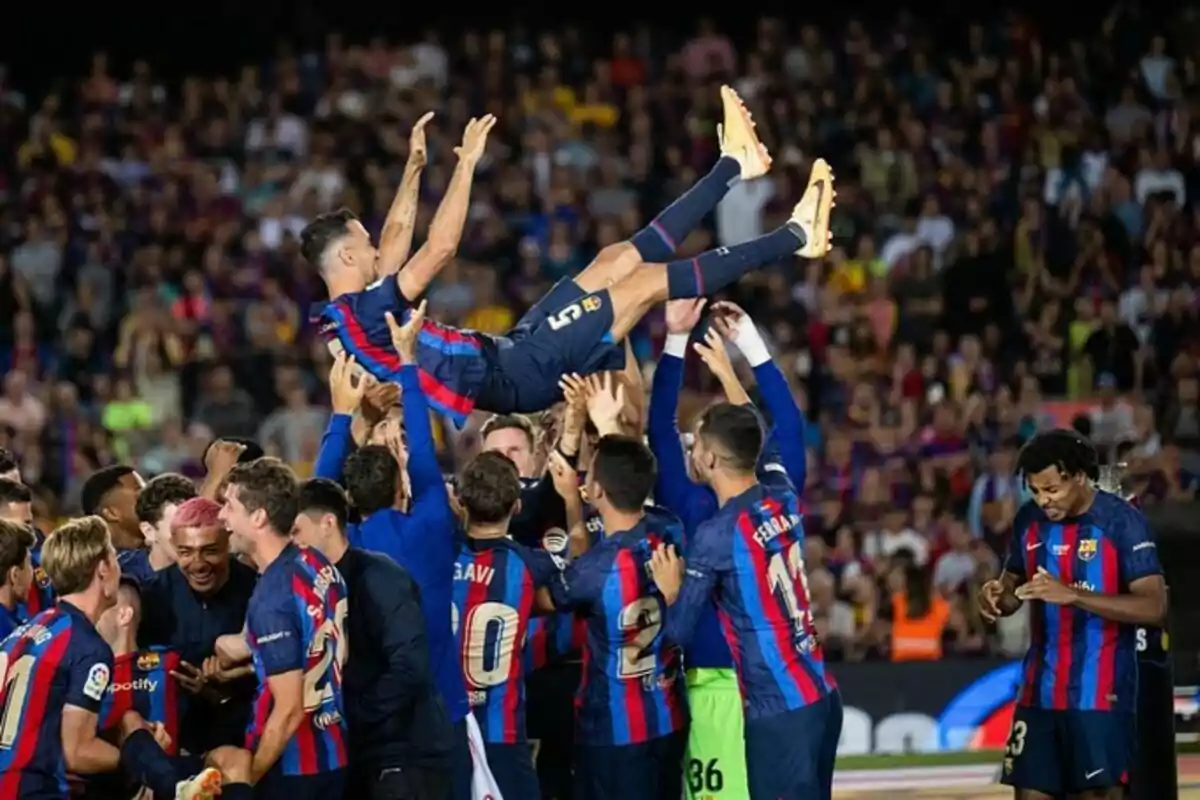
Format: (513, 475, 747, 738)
(1000, 706, 1134, 794)
(744, 690, 843, 800)
(254, 768, 346, 800)
(575, 730, 687, 800)
(484, 742, 539, 799)
(477, 279, 625, 413)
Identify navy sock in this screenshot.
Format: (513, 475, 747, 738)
(630, 156, 741, 261)
(222, 783, 254, 800)
(666, 224, 804, 299)
(118, 729, 177, 799)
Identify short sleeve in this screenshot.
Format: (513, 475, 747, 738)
(547, 549, 606, 609)
(247, 586, 304, 677)
(1004, 502, 1039, 579)
(65, 636, 114, 713)
(521, 547, 564, 589)
(1113, 503, 1163, 584)
(356, 276, 404, 315)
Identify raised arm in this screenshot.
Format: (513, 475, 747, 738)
(716, 304, 808, 488)
(385, 302, 449, 508)
(396, 115, 496, 301)
(648, 300, 714, 527)
(377, 112, 432, 278)
(316, 352, 367, 481)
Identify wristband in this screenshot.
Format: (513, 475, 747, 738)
(663, 333, 690, 358)
(734, 317, 771, 366)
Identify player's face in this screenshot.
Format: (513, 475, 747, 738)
(0, 500, 32, 526)
(147, 503, 180, 564)
(172, 524, 231, 594)
(111, 473, 146, 537)
(339, 219, 379, 283)
(1025, 466, 1089, 520)
(7, 549, 32, 603)
(688, 431, 716, 486)
(291, 511, 334, 555)
(483, 429, 536, 478)
(99, 547, 120, 609)
(218, 485, 256, 550)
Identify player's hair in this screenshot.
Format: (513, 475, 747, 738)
(201, 438, 264, 466)
(171, 496, 223, 531)
(298, 478, 351, 532)
(590, 435, 656, 513)
(135, 473, 197, 525)
(480, 414, 537, 449)
(696, 403, 764, 473)
(1016, 429, 1100, 482)
(80, 464, 137, 516)
(225, 458, 300, 536)
(42, 515, 113, 596)
(0, 448, 17, 476)
(300, 208, 358, 268)
(0, 519, 35, 585)
(458, 451, 521, 524)
(343, 445, 400, 516)
(0, 478, 32, 506)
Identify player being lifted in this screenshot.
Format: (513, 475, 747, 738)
(978, 430, 1168, 800)
(303, 86, 835, 423)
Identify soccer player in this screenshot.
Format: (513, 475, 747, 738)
(453, 450, 563, 799)
(81, 465, 154, 584)
(304, 87, 834, 424)
(217, 458, 349, 798)
(648, 300, 810, 800)
(88, 579, 188, 799)
(329, 310, 473, 798)
(0, 477, 53, 617)
(650, 403, 840, 800)
(977, 430, 1167, 800)
(294, 477, 454, 800)
(135, 472, 198, 571)
(0, 519, 35, 639)
(139, 496, 259, 756)
(0, 515, 220, 800)
(543, 435, 688, 800)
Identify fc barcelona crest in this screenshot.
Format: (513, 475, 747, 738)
(137, 651, 161, 670)
(581, 296, 602, 313)
(1077, 539, 1097, 561)
(34, 567, 50, 588)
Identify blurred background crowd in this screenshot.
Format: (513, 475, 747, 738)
(1, 5, 1199, 664)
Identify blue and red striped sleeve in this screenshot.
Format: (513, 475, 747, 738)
(1111, 502, 1162, 583)
(247, 588, 303, 677)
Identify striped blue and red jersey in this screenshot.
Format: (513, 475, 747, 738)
(663, 482, 833, 721)
(16, 528, 54, 620)
(524, 614, 586, 673)
(452, 538, 559, 744)
(1004, 491, 1162, 712)
(320, 275, 490, 425)
(547, 514, 689, 747)
(98, 647, 183, 753)
(246, 543, 349, 776)
(0, 602, 115, 799)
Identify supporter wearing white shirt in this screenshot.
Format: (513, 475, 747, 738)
(1135, 149, 1185, 206)
(863, 508, 930, 567)
(716, 176, 775, 246)
(914, 196, 954, 266)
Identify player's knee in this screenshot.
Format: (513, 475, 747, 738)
(578, 242, 641, 291)
(206, 745, 252, 782)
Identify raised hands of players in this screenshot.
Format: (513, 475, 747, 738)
(408, 111, 434, 168)
(385, 299, 426, 365)
(709, 300, 747, 341)
(1015, 567, 1079, 606)
(558, 373, 589, 449)
(547, 449, 580, 502)
(329, 351, 367, 416)
(649, 544, 684, 605)
(454, 114, 497, 167)
(380, 416, 408, 468)
(693, 327, 737, 383)
(665, 298, 707, 335)
(362, 380, 400, 426)
(584, 372, 626, 437)
(205, 439, 246, 477)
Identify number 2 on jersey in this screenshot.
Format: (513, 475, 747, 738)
(766, 541, 814, 636)
(302, 598, 349, 711)
(0, 653, 35, 749)
(618, 597, 663, 679)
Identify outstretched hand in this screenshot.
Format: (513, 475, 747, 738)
(385, 300, 427, 365)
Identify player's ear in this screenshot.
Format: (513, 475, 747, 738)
(117, 604, 135, 628)
(512, 498, 522, 518)
(139, 521, 157, 544)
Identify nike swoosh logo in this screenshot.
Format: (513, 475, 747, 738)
(1085, 769, 1104, 779)
(1026, 542, 1043, 551)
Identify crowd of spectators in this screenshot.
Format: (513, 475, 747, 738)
(1, 7, 1199, 663)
